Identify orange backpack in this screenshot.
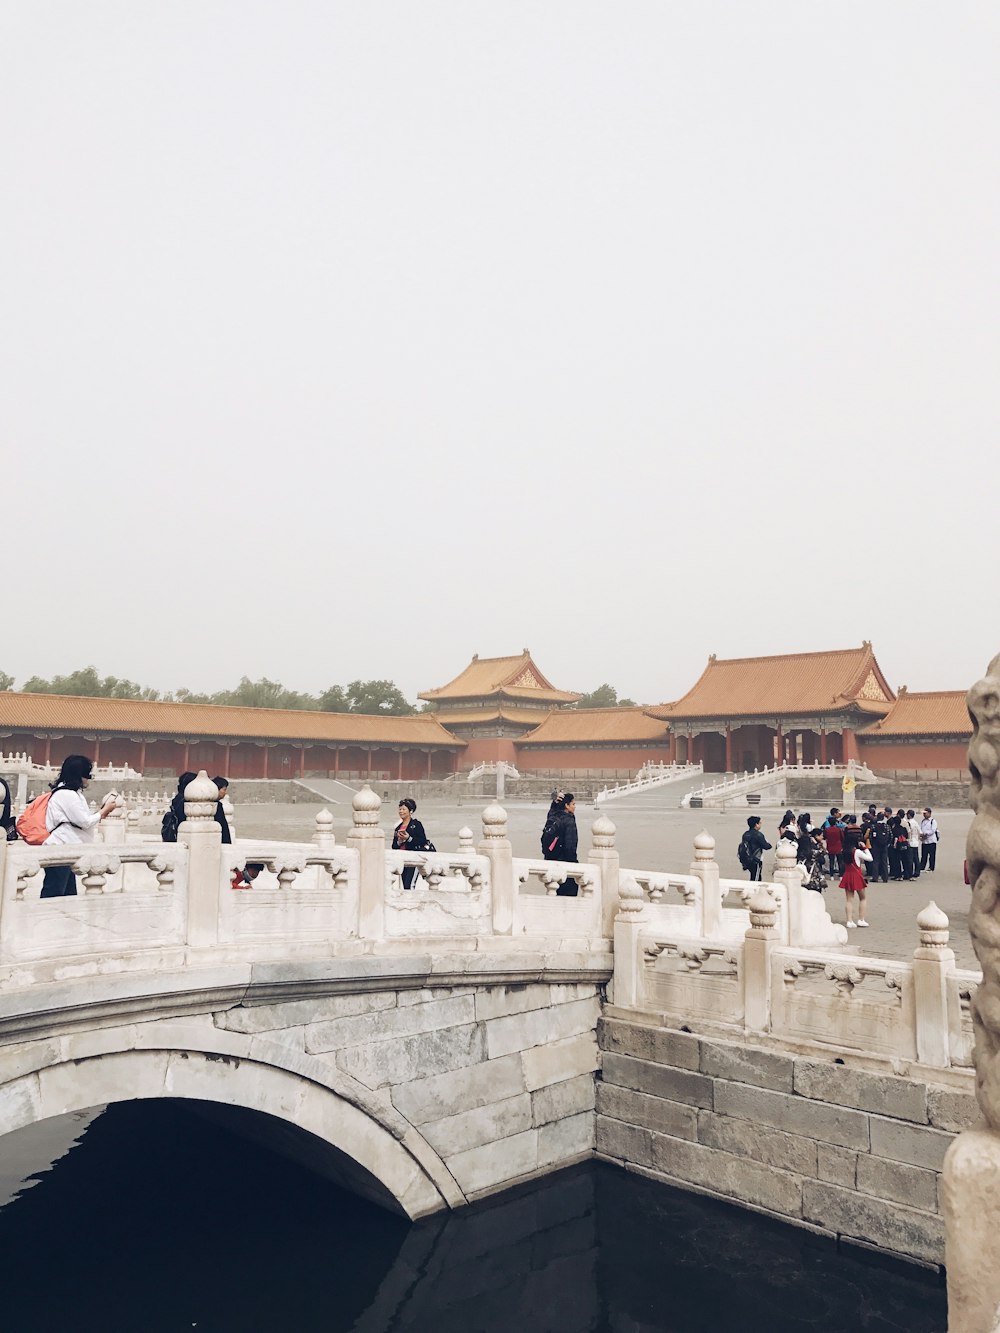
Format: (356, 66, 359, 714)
(15, 791, 54, 845)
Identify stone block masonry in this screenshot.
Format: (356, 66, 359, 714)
(595, 1015, 979, 1266)
(217, 979, 600, 1204)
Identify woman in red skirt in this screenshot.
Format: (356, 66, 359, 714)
(840, 829, 873, 929)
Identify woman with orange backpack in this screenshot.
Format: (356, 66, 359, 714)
(38, 755, 118, 897)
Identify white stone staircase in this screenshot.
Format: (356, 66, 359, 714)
(595, 763, 703, 803)
(681, 761, 876, 808)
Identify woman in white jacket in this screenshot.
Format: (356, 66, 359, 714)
(42, 755, 118, 898)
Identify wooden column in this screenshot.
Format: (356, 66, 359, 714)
(42, 736, 52, 765)
(774, 724, 782, 766)
(138, 740, 146, 772)
(397, 750, 404, 781)
(333, 747, 340, 777)
(426, 749, 432, 779)
(820, 729, 828, 764)
(262, 745, 269, 779)
(182, 742, 190, 771)
(725, 726, 733, 772)
(367, 747, 373, 778)
(93, 739, 101, 765)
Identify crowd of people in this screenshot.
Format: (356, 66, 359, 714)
(740, 803, 942, 929)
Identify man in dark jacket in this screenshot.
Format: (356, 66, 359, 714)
(741, 816, 772, 882)
(869, 815, 891, 883)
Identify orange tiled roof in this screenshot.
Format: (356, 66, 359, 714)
(516, 707, 671, 746)
(861, 690, 972, 738)
(427, 706, 557, 727)
(651, 645, 895, 721)
(419, 652, 581, 704)
(0, 692, 462, 747)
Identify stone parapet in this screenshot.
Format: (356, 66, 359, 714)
(594, 1015, 979, 1266)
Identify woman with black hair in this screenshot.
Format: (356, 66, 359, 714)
(162, 772, 197, 842)
(1, 776, 14, 840)
(42, 755, 118, 897)
(554, 793, 580, 898)
(393, 797, 431, 890)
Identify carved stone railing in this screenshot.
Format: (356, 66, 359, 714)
(613, 877, 977, 1073)
(596, 763, 701, 803)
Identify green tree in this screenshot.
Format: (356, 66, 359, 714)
(317, 684, 350, 712)
(345, 679, 416, 715)
(575, 683, 638, 709)
(210, 677, 318, 711)
(0, 671, 13, 691)
(21, 666, 160, 700)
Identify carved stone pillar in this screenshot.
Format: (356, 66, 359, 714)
(180, 770, 221, 948)
(587, 814, 619, 939)
(943, 653, 1000, 1330)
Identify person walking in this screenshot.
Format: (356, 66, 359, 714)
(905, 809, 922, 879)
(823, 808, 845, 877)
(920, 808, 939, 872)
(840, 828, 873, 928)
(212, 776, 232, 844)
(393, 797, 431, 890)
(551, 793, 580, 896)
(541, 791, 565, 860)
(41, 755, 119, 897)
(740, 816, 771, 882)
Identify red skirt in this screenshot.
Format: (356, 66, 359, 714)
(840, 862, 867, 893)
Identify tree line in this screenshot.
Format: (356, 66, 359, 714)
(0, 668, 638, 714)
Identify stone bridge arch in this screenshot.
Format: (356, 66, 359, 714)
(0, 1023, 465, 1220)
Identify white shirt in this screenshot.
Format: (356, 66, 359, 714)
(920, 817, 938, 844)
(906, 817, 922, 848)
(44, 789, 101, 845)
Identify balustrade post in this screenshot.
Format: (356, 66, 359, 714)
(346, 786, 385, 940)
(772, 839, 803, 945)
(222, 794, 236, 841)
(478, 803, 514, 935)
(457, 826, 474, 852)
(612, 876, 647, 1008)
(100, 793, 126, 844)
(588, 815, 619, 938)
(179, 771, 221, 948)
(313, 808, 336, 850)
(691, 831, 721, 938)
(743, 887, 778, 1033)
(912, 902, 955, 1068)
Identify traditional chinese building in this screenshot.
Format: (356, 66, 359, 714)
(0, 693, 463, 781)
(858, 688, 971, 779)
(648, 644, 895, 773)
(514, 707, 671, 777)
(418, 651, 581, 767)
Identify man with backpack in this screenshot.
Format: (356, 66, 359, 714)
(739, 816, 772, 882)
(869, 813, 892, 883)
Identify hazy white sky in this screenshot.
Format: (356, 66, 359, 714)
(3, 2, 998, 706)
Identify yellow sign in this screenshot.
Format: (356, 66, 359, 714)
(842, 776, 856, 794)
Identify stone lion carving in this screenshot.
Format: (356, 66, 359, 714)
(966, 653, 1000, 1127)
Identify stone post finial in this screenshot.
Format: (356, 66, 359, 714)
(617, 874, 645, 918)
(183, 771, 219, 822)
(748, 886, 779, 936)
(917, 901, 950, 950)
(481, 803, 508, 841)
(457, 826, 474, 851)
(692, 829, 715, 863)
(592, 814, 616, 850)
(351, 784, 381, 829)
(775, 838, 797, 871)
(313, 808, 335, 847)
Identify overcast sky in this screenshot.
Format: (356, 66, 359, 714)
(3, 3, 997, 707)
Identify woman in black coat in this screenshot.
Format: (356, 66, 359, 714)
(393, 797, 430, 891)
(555, 793, 580, 898)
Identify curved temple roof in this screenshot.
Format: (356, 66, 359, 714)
(861, 689, 972, 738)
(650, 645, 895, 721)
(419, 651, 581, 705)
(517, 707, 671, 747)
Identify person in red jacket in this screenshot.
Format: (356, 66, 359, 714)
(822, 808, 845, 876)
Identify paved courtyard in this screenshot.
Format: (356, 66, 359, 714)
(238, 791, 979, 973)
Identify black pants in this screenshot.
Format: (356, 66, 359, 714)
(908, 847, 921, 877)
(401, 865, 418, 891)
(872, 847, 889, 882)
(748, 861, 763, 882)
(557, 876, 579, 898)
(920, 843, 937, 872)
(41, 865, 77, 898)
(827, 852, 843, 875)
(888, 846, 902, 879)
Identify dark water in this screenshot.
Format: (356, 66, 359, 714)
(0, 1102, 945, 1333)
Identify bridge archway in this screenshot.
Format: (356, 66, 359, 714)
(0, 1029, 465, 1220)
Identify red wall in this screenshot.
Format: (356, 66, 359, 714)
(858, 739, 969, 776)
(517, 743, 671, 773)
